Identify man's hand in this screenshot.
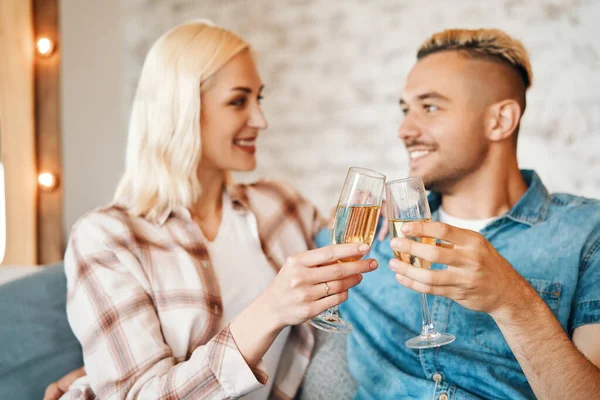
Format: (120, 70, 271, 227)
(388, 221, 534, 315)
(43, 367, 85, 400)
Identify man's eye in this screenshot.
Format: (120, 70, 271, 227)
(401, 108, 409, 116)
(425, 104, 438, 113)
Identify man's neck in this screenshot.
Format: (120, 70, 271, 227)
(440, 160, 528, 220)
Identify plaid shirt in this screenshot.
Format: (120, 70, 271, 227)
(62, 180, 325, 400)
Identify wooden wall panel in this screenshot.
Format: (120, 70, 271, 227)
(0, 0, 38, 265)
(33, 0, 63, 264)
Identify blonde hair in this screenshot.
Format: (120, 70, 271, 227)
(114, 20, 249, 222)
(417, 28, 533, 90)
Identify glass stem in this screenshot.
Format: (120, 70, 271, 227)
(419, 293, 435, 336)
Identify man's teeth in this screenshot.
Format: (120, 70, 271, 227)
(410, 150, 431, 159)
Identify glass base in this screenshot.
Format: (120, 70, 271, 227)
(405, 331, 455, 349)
(309, 313, 353, 334)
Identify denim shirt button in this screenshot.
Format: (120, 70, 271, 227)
(432, 373, 442, 382)
(439, 393, 448, 400)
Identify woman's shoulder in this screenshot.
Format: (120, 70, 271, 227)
(68, 203, 138, 245)
(235, 179, 325, 234)
(239, 179, 309, 204)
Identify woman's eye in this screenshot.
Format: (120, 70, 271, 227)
(257, 95, 264, 103)
(425, 104, 438, 113)
(230, 97, 247, 107)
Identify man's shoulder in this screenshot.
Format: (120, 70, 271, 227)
(549, 192, 600, 209)
(547, 192, 600, 226)
(547, 193, 600, 262)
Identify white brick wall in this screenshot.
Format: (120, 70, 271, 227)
(122, 0, 600, 214)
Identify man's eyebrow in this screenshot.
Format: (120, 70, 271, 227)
(400, 91, 450, 105)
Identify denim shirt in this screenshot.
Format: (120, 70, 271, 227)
(315, 170, 600, 400)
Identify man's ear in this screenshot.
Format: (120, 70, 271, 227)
(485, 99, 521, 142)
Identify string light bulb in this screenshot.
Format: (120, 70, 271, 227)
(38, 172, 58, 190)
(36, 37, 55, 57)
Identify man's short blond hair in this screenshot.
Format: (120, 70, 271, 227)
(417, 28, 533, 90)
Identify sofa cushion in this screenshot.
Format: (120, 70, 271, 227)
(0, 263, 83, 399)
(296, 329, 357, 399)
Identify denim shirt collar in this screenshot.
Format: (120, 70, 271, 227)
(427, 169, 551, 227)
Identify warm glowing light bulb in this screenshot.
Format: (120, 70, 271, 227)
(38, 172, 56, 189)
(36, 37, 54, 56)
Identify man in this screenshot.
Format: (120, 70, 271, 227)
(323, 28, 600, 399)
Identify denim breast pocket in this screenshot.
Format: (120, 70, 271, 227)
(474, 278, 561, 359)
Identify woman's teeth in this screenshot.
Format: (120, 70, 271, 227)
(234, 139, 255, 146)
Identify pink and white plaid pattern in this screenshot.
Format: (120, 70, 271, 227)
(62, 180, 325, 399)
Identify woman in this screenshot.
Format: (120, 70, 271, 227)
(52, 20, 377, 400)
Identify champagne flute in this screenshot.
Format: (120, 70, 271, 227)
(309, 167, 385, 334)
(386, 177, 455, 348)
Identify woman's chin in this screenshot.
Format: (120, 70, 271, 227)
(227, 159, 257, 173)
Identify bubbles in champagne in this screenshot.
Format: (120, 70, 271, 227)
(388, 218, 435, 269)
(332, 205, 380, 262)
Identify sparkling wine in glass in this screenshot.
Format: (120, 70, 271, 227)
(386, 177, 455, 348)
(309, 167, 385, 334)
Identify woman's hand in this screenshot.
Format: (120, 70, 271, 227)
(230, 243, 377, 368)
(264, 242, 378, 327)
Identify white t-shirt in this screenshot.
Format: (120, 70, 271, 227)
(206, 192, 290, 400)
(438, 207, 497, 232)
